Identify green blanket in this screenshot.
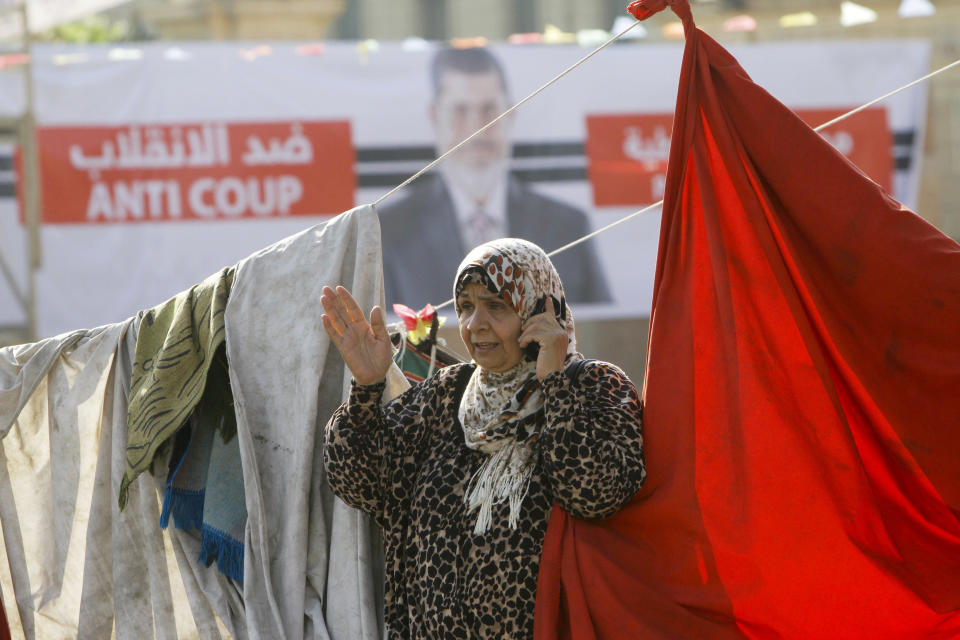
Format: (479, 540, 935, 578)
(120, 267, 235, 508)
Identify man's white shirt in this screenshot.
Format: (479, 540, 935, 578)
(441, 166, 509, 251)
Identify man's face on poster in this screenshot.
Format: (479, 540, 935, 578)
(431, 69, 512, 174)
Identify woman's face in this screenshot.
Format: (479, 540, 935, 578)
(456, 282, 524, 373)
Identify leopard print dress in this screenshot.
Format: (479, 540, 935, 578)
(324, 359, 645, 639)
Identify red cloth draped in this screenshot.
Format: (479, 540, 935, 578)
(534, 2, 960, 637)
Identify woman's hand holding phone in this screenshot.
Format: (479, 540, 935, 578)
(519, 296, 569, 381)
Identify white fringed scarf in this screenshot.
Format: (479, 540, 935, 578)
(453, 239, 577, 534)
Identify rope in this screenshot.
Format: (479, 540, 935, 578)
(372, 19, 642, 207)
(429, 55, 960, 312)
(814, 58, 960, 132)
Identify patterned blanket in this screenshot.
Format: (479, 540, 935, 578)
(120, 266, 235, 508)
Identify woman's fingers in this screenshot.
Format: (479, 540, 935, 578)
(322, 287, 388, 352)
(518, 323, 545, 348)
(523, 299, 569, 380)
(369, 305, 389, 341)
(320, 290, 349, 338)
(321, 287, 350, 330)
(521, 311, 557, 340)
(321, 313, 343, 338)
(323, 286, 373, 340)
(336, 285, 365, 324)
(520, 307, 568, 350)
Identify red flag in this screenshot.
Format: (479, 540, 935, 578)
(535, 1, 960, 637)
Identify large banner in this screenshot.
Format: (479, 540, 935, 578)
(33, 121, 354, 222)
(0, 39, 931, 337)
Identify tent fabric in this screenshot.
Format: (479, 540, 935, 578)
(224, 203, 385, 640)
(534, 1, 960, 638)
(0, 327, 98, 436)
(0, 317, 236, 639)
(0, 204, 388, 639)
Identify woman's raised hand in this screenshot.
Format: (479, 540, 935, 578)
(321, 285, 394, 385)
(519, 297, 570, 381)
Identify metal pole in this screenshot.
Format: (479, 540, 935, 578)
(19, 0, 41, 341)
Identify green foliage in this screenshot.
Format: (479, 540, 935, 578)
(43, 16, 131, 43)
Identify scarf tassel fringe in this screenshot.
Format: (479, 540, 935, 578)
(159, 486, 244, 583)
(198, 523, 245, 583)
(465, 447, 534, 535)
(160, 486, 205, 531)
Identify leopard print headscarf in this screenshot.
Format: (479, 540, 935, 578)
(453, 238, 577, 534)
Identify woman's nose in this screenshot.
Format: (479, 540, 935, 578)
(466, 308, 488, 331)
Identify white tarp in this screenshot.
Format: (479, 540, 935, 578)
(0, 316, 229, 639)
(224, 204, 384, 640)
(0, 38, 931, 338)
(0, 204, 385, 639)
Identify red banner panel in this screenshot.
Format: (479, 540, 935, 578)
(32, 120, 355, 224)
(586, 107, 891, 207)
(585, 113, 673, 207)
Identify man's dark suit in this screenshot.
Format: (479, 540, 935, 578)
(376, 174, 611, 309)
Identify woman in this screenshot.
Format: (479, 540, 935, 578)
(322, 238, 645, 639)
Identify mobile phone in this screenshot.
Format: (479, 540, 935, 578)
(523, 295, 566, 362)
(523, 297, 546, 361)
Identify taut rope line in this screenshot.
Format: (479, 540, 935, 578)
(813, 58, 960, 132)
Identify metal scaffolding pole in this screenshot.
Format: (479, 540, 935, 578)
(16, 0, 40, 342)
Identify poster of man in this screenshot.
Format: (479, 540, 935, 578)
(377, 46, 611, 310)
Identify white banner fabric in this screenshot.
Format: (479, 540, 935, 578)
(0, 38, 932, 338)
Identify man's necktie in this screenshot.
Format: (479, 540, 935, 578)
(470, 205, 493, 248)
